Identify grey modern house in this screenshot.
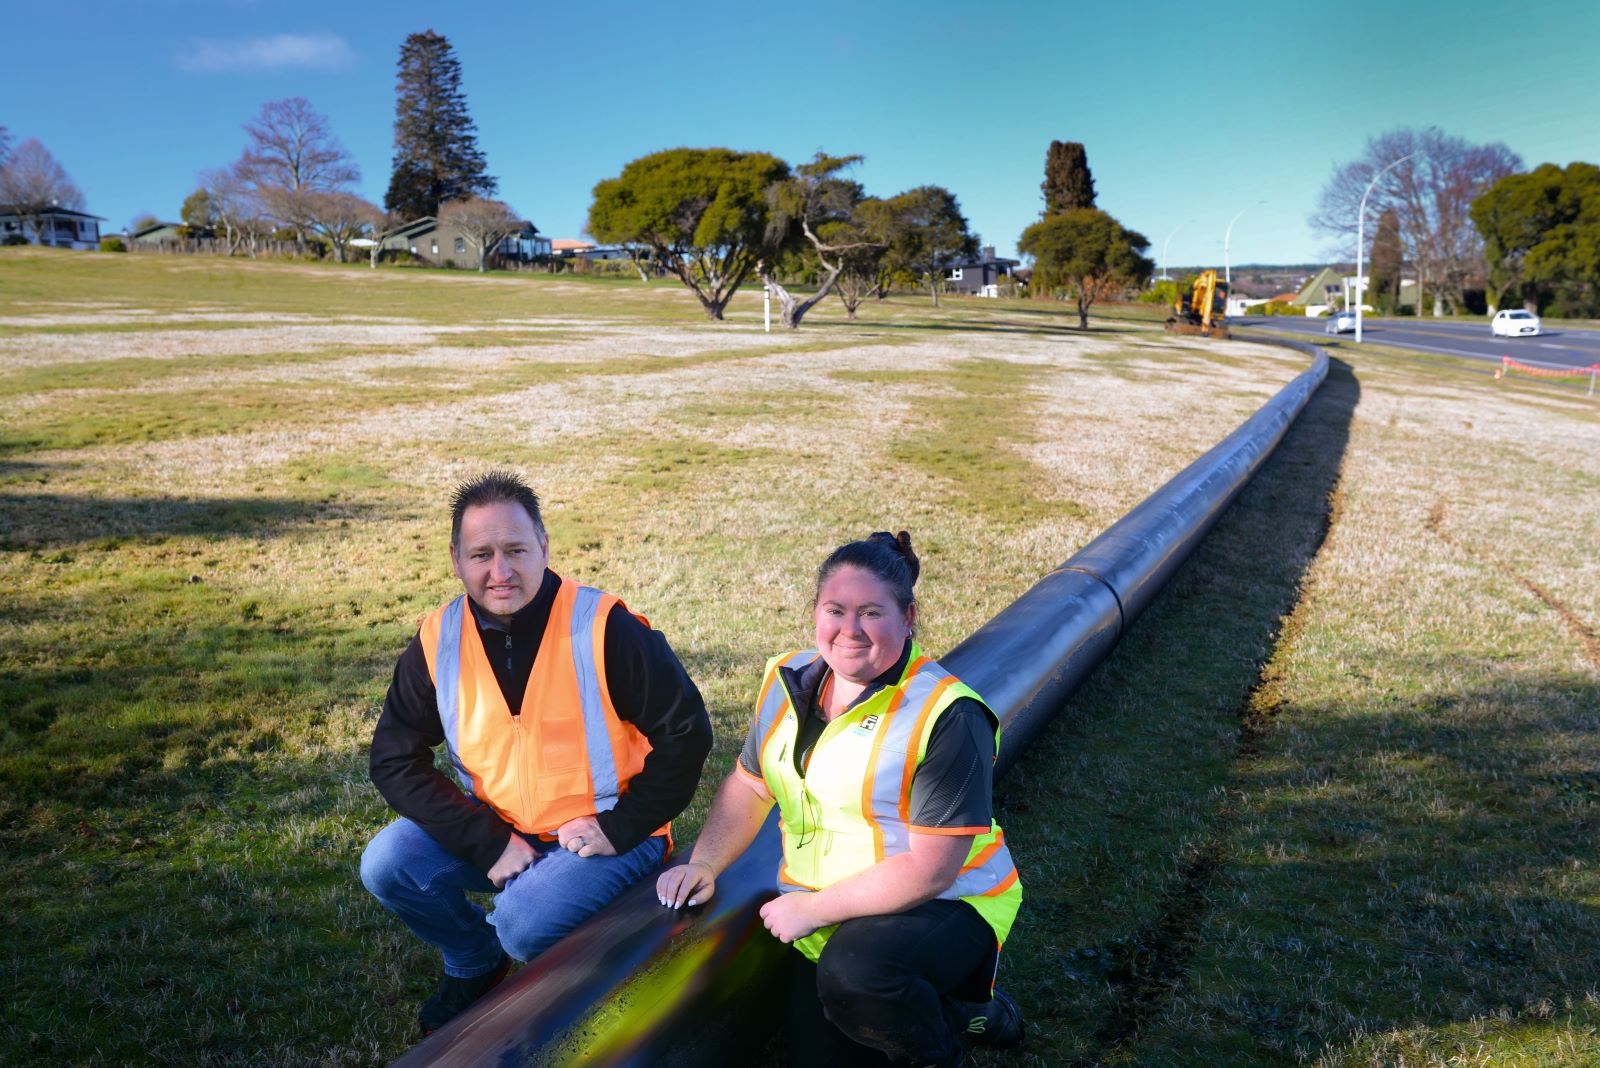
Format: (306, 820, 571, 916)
(944, 245, 1020, 296)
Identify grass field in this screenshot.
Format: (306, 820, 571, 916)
(1, 248, 1596, 1067)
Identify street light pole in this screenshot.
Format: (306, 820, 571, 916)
(1161, 226, 1182, 281)
(1355, 152, 1415, 344)
(1223, 202, 1262, 286)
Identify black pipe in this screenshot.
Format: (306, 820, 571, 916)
(391, 338, 1328, 1068)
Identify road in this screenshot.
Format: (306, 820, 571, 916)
(1236, 315, 1600, 372)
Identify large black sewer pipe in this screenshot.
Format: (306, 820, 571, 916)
(392, 337, 1329, 1068)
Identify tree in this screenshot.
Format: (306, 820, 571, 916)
(882, 185, 976, 307)
(1471, 162, 1600, 317)
(1368, 208, 1404, 313)
(1042, 140, 1096, 215)
(0, 138, 85, 245)
(438, 196, 521, 272)
(832, 196, 898, 319)
(385, 30, 497, 221)
(1018, 209, 1153, 329)
(367, 210, 411, 269)
(588, 147, 790, 321)
(128, 213, 160, 233)
(180, 188, 217, 238)
(303, 190, 384, 263)
(756, 153, 877, 329)
(200, 162, 270, 256)
(1311, 127, 1519, 315)
(238, 96, 359, 252)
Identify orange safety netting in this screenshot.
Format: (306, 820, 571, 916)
(1496, 356, 1600, 380)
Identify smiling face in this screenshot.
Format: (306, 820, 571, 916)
(449, 500, 549, 624)
(814, 564, 916, 684)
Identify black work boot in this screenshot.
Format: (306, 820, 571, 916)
(956, 986, 1024, 1049)
(418, 953, 511, 1036)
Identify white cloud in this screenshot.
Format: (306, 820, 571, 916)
(180, 33, 354, 73)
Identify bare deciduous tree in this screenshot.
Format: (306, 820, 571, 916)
(302, 190, 384, 263)
(0, 138, 85, 244)
(437, 197, 521, 272)
(1311, 128, 1520, 315)
(238, 97, 359, 251)
(368, 210, 411, 269)
(200, 162, 270, 257)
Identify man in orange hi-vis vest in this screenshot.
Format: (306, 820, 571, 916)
(360, 471, 712, 1037)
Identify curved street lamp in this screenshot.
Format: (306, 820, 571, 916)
(1355, 153, 1416, 343)
(1223, 201, 1264, 286)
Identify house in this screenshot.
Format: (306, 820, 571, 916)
(572, 244, 646, 263)
(0, 206, 105, 249)
(1293, 267, 1421, 315)
(944, 245, 1020, 296)
(551, 238, 595, 256)
(379, 216, 551, 267)
(1292, 266, 1347, 313)
(128, 221, 186, 245)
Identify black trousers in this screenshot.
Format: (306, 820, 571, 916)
(785, 898, 996, 1068)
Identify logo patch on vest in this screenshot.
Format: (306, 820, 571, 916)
(852, 714, 880, 736)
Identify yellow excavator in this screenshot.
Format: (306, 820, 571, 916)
(1165, 270, 1230, 339)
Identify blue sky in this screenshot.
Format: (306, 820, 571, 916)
(6, 0, 1598, 267)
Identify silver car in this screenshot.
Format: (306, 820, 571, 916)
(1326, 311, 1357, 334)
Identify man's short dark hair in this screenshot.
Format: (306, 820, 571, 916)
(450, 471, 545, 546)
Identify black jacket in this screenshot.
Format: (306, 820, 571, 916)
(369, 568, 713, 872)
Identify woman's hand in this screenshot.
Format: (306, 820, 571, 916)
(657, 859, 717, 909)
(759, 892, 822, 943)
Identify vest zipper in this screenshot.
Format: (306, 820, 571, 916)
(512, 712, 535, 823)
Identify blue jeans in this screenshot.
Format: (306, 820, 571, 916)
(360, 818, 666, 978)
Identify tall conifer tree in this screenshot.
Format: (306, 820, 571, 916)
(1368, 207, 1404, 313)
(1041, 141, 1096, 215)
(384, 30, 496, 220)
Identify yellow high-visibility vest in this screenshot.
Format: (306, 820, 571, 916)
(749, 645, 1022, 962)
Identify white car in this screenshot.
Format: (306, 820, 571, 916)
(1491, 309, 1541, 337)
(1325, 310, 1357, 334)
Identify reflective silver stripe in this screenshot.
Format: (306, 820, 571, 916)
(867, 662, 1018, 898)
(866, 661, 948, 858)
(433, 596, 476, 793)
(948, 842, 1017, 899)
(754, 650, 818, 740)
(570, 585, 620, 812)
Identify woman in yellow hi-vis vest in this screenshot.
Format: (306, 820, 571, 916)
(658, 531, 1024, 1067)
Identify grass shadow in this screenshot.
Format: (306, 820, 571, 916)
(995, 354, 1361, 1064)
(1150, 670, 1600, 1065)
(0, 492, 375, 550)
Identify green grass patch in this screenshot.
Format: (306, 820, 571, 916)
(838, 356, 1089, 525)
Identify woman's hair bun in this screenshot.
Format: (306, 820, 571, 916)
(868, 529, 919, 585)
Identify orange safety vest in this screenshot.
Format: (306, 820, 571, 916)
(418, 578, 667, 840)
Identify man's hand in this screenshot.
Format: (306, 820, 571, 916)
(556, 816, 616, 858)
(759, 892, 822, 943)
(487, 833, 538, 888)
(657, 859, 716, 909)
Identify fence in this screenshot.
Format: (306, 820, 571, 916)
(1496, 355, 1600, 396)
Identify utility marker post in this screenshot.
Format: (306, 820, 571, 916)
(763, 283, 771, 333)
